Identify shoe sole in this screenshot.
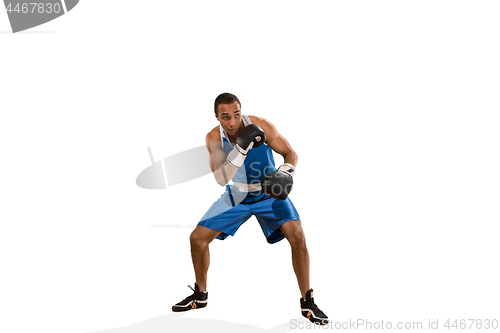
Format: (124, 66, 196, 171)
(172, 301, 207, 312)
(301, 309, 329, 325)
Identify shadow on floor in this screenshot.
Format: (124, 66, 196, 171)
(85, 312, 300, 333)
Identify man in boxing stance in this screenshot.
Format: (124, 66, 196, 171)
(172, 93, 328, 325)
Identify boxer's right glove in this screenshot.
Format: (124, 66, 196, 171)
(261, 163, 295, 200)
(226, 124, 266, 168)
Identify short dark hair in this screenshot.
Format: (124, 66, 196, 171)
(214, 93, 241, 115)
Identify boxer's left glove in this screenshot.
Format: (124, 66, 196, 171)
(261, 163, 295, 200)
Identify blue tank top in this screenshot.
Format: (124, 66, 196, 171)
(220, 115, 277, 186)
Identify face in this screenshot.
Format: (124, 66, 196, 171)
(216, 102, 242, 137)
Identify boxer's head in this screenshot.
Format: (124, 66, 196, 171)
(214, 93, 240, 115)
(214, 93, 242, 137)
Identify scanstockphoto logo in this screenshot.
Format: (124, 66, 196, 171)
(3, 0, 79, 33)
(136, 145, 291, 223)
(136, 147, 213, 190)
(136, 146, 276, 191)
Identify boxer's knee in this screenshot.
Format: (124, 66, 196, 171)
(282, 220, 307, 249)
(190, 226, 218, 248)
(190, 229, 205, 248)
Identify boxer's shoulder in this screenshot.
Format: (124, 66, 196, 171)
(248, 115, 277, 135)
(205, 126, 222, 152)
(206, 125, 222, 142)
(248, 115, 265, 125)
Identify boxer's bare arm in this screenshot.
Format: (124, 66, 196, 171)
(250, 116, 298, 167)
(205, 130, 239, 186)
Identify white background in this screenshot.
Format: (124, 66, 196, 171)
(1, 1, 499, 332)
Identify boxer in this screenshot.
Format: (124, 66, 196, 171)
(172, 93, 328, 325)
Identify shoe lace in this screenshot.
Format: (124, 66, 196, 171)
(180, 285, 197, 302)
(308, 299, 327, 318)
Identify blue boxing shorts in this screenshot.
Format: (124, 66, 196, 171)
(198, 185, 300, 244)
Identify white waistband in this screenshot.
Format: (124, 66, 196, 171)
(231, 182, 262, 192)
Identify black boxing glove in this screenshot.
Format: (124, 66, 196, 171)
(236, 124, 266, 149)
(261, 163, 295, 200)
(226, 124, 266, 168)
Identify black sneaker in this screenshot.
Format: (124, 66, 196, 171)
(172, 283, 208, 312)
(300, 289, 329, 325)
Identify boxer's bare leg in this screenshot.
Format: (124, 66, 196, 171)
(280, 219, 310, 299)
(190, 225, 220, 291)
(280, 219, 329, 325)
